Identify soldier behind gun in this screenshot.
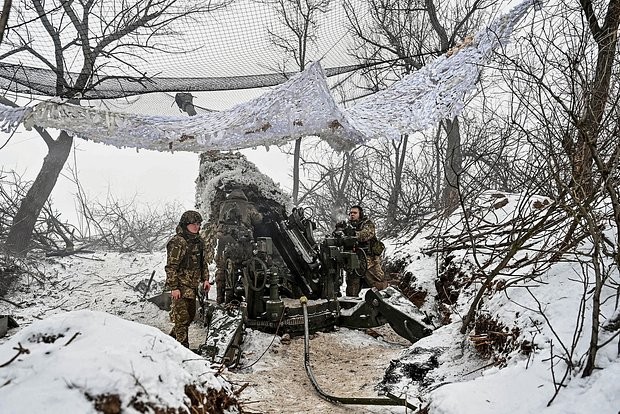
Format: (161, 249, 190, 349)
(165, 210, 211, 348)
(336, 205, 387, 296)
(215, 189, 263, 304)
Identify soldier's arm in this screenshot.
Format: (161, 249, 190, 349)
(165, 237, 186, 290)
(202, 224, 216, 264)
(356, 220, 376, 242)
(201, 261, 211, 290)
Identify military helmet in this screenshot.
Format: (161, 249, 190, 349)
(227, 189, 248, 201)
(180, 210, 202, 225)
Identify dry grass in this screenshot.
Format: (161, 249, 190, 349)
(87, 384, 244, 414)
(470, 314, 521, 364)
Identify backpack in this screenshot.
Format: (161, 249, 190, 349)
(369, 237, 385, 256)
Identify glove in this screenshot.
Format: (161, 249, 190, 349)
(335, 220, 347, 229)
(344, 227, 356, 237)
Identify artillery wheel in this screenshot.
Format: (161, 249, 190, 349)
(246, 256, 268, 292)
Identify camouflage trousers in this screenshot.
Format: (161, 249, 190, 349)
(215, 267, 226, 304)
(170, 297, 196, 348)
(346, 255, 386, 296)
(215, 239, 252, 304)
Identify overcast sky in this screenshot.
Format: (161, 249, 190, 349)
(0, 128, 293, 224)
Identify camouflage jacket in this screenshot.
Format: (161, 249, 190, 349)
(218, 199, 262, 228)
(165, 225, 211, 299)
(349, 218, 377, 247)
(216, 199, 263, 239)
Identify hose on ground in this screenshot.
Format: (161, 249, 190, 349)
(300, 296, 416, 411)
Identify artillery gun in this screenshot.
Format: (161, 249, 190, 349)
(199, 206, 433, 367)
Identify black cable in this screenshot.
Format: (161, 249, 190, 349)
(235, 306, 287, 371)
(300, 296, 416, 411)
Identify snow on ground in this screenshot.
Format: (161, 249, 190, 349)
(383, 191, 620, 414)
(1, 191, 619, 413)
(0, 310, 236, 413)
(0, 251, 414, 413)
(0, 253, 242, 413)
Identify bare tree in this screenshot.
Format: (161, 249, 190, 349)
(343, 0, 494, 218)
(1, 169, 80, 254)
(500, 0, 619, 378)
(262, 0, 331, 206)
(1, 165, 182, 258)
(293, 138, 359, 232)
(1, 0, 229, 256)
(571, 0, 620, 198)
(450, 0, 620, 382)
(295, 136, 438, 236)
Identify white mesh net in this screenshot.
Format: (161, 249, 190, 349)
(0, 0, 537, 152)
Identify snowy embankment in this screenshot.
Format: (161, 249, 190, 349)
(0, 310, 238, 413)
(383, 191, 619, 414)
(1, 190, 618, 413)
(0, 253, 242, 413)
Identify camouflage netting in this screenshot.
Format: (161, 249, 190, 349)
(0, 62, 365, 152)
(0, 0, 537, 152)
(0, 0, 366, 100)
(195, 150, 291, 222)
(0, 61, 366, 99)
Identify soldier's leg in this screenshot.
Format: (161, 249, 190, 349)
(171, 298, 193, 347)
(365, 256, 387, 290)
(345, 272, 361, 296)
(224, 259, 236, 303)
(215, 242, 228, 304)
(215, 268, 226, 304)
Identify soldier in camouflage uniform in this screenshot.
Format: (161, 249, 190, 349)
(165, 210, 211, 348)
(341, 205, 387, 296)
(214, 189, 263, 304)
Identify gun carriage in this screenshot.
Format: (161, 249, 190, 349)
(199, 206, 432, 367)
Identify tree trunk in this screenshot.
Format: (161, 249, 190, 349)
(576, 0, 620, 377)
(386, 134, 408, 230)
(0, 0, 11, 44)
(6, 132, 74, 256)
(433, 126, 442, 208)
(442, 118, 462, 214)
(582, 246, 603, 377)
(573, 0, 620, 198)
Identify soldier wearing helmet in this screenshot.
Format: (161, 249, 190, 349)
(165, 210, 211, 348)
(215, 189, 263, 304)
(339, 205, 387, 296)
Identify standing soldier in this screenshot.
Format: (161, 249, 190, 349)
(342, 205, 387, 296)
(165, 210, 211, 348)
(214, 189, 263, 304)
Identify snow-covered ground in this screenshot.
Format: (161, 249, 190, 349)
(0, 253, 243, 413)
(383, 192, 620, 414)
(0, 252, 413, 413)
(1, 191, 618, 413)
(0, 310, 237, 413)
